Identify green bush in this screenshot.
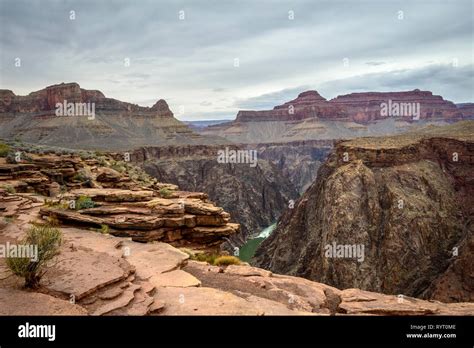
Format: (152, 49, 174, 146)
(159, 188, 172, 198)
(6, 224, 62, 288)
(1, 184, 16, 194)
(72, 170, 91, 182)
(98, 224, 109, 234)
(0, 142, 10, 157)
(44, 199, 68, 210)
(75, 195, 95, 210)
(111, 164, 125, 173)
(3, 216, 15, 224)
(192, 253, 218, 264)
(190, 253, 241, 266)
(213, 255, 241, 266)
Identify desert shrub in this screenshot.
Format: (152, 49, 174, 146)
(3, 216, 15, 224)
(6, 151, 31, 164)
(75, 195, 95, 210)
(190, 253, 240, 266)
(72, 168, 93, 182)
(191, 253, 218, 264)
(98, 158, 108, 166)
(159, 188, 172, 198)
(0, 142, 10, 157)
(110, 162, 126, 173)
(5, 151, 17, 164)
(78, 151, 92, 160)
(44, 200, 68, 210)
(98, 224, 109, 234)
(6, 224, 62, 288)
(213, 255, 241, 266)
(46, 215, 61, 226)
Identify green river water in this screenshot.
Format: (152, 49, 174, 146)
(238, 223, 276, 262)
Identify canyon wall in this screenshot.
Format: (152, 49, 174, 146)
(131, 145, 298, 244)
(129, 142, 332, 243)
(0, 83, 222, 150)
(254, 121, 474, 302)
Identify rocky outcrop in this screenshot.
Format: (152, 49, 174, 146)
(132, 144, 298, 243)
(254, 121, 474, 302)
(0, 288, 88, 315)
(0, 83, 222, 150)
(0, 151, 238, 250)
(1, 193, 472, 316)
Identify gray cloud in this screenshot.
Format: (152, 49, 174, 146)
(320, 64, 474, 102)
(365, 61, 386, 66)
(234, 86, 310, 110)
(0, 0, 472, 120)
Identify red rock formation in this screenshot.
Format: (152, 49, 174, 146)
(232, 89, 468, 124)
(0, 83, 212, 150)
(0, 82, 173, 117)
(236, 90, 349, 122)
(330, 89, 463, 122)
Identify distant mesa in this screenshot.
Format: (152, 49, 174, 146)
(0, 82, 172, 117)
(234, 89, 468, 124)
(0, 82, 226, 150)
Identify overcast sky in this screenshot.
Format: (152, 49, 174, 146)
(0, 0, 473, 120)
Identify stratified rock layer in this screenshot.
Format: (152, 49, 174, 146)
(0, 82, 222, 150)
(203, 89, 471, 144)
(254, 121, 474, 303)
(0, 152, 238, 249)
(235, 89, 465, 123)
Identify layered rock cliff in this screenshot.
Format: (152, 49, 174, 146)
(330, 89, 463, 123)
(202, 89, 471, 144)
(130, 145, 299, 243)
(234, 89, 465, 123)
(254, 121, 474, 303)
(0, 83, 223, 150)
(0, 149, 238, 250)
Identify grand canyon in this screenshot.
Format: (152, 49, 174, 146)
(1, 82, 473, 317)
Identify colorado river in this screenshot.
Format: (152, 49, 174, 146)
(238, 223, 276, 262)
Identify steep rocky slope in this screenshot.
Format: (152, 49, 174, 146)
(257, 140, 332, 194)
(129, 141, 332, 243)
(254, 121, 474, 302)
(131, 145, 298, 243)
(0, 83, 223, 150)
